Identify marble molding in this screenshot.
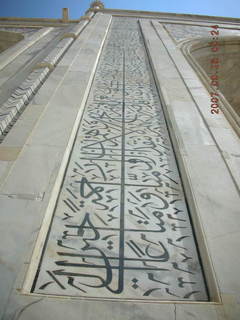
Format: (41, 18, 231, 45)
(0, 21, 90, 141)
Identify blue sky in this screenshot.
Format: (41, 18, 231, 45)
(0, 0, 239, 19)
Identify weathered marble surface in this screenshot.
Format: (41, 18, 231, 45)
(0, 9, 239, 320)
(0, 12, 112, 319)
(164, 23, 240, 42)
(192, 41, 240, 118)
(30, 18, 208, 301)
(0, 30, 24, 53)
(0, 27, 39, 53)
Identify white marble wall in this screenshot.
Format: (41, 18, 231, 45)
(0, 9, 239, 320)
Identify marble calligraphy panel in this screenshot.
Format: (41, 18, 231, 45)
(31, 18, 208, 301)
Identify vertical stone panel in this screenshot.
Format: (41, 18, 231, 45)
(28, 17, 208, 301)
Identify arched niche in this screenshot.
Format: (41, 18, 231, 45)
(0, 30, 24, 53)
(182, 36, 240, 133)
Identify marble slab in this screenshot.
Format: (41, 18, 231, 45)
(29, 17, 208, 302)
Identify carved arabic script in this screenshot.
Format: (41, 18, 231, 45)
(32, 18, 208, 301)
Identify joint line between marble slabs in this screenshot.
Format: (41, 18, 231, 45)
(0, 192, 45, 201)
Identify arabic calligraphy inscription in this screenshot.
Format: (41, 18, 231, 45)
(31, 18, 208, 301)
